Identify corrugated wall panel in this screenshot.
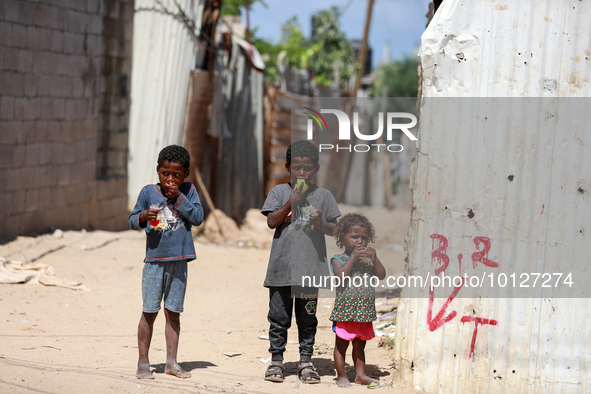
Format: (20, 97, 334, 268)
(394, 1, 591, 392)
(127, 0, 205, 207)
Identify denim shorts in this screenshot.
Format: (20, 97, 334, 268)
(142, 260, 187, 313)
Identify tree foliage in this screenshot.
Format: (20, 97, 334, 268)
(308, 6, 355, 86)
(221, 0, 267, 17)
(251, 7, 354, 87)
(372, 56, 420, 98)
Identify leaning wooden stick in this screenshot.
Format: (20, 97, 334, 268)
(193, 167, 226, 241)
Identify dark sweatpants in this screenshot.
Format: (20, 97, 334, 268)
(267, 286, 318, 362)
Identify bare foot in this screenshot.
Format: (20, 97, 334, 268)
(336, 375, 352, 388)
(136, 361, 154, 379)
(354, 375, 378, 385)
(165, 363, 191, 379)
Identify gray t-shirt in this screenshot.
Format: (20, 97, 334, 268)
(261, 183, 341, 287)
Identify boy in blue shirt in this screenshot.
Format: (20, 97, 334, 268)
(129, 145, 204, 379)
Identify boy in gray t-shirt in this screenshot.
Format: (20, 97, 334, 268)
(261, 140, 341, 384)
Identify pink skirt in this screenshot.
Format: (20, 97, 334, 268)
(333, 321, 375, 341)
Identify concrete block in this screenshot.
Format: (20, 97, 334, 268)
(71, 32, 85, 55)
(48, 186, 62, 210)
(25, 143, 39, 167)
(0, 121, 20, 144)
(5, 168, 20, 192)
(34, 165, 49, 188)
(0, 144, 14, 169)
(47, 6, 60, 30)
(39, 187, 52, 210)
(12, 190, 27, 216)
(21, 120, 36, 143)
(26, 26, 41, 50)
(17, 2, 39, 26)
(90, 15, 103, 36)
(35, 28, 53, 51)
(71, 77, 84, 97)
(86, 34, 101, 55)
(0, 72, 9, 94)
(11, 145, 26, 168)
(36, 75, 51, 97)
(32, 4, 53, 30)
(45, 164, 59, 186)
(50, 30, 63, 52)
(11, 23, 28, 48)
(62, 31, 76, 55)
(63, 142, 76, 164)
(25, 188, 40, 212)
(24, 73, 37, 97)
(0, 22, 13, 47)
(57, 164, 71, 186)
(4, 215, 20, 239)
(4, 2, 19, 23)
(52, 98, 66, 119)
(31, 51, 49, 75)
(0, 96, 14, 120)
(18, 48, 34, 73)
(39, 97, 54, 120)
(35, 120, 49, 143)
(3, 48, 19, 71)
(50, 142, 64, 164)
(49, 76, 68, 98)
(9, 72, 25, 97)
(69, 11, 89, 35)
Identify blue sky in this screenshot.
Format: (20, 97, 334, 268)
(244, 0, 431, 70)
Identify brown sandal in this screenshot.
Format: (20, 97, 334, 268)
(264, 361, 285, 383)
(298, 362, 321, 384)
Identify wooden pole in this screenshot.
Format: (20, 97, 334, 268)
(352, 0, 374, 98)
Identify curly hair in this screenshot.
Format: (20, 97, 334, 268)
(286, 140, 319, 166)
(334, 212, 376, 249)
(157, 145, 191, 169)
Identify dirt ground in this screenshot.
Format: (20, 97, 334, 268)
(0, 205, 420, 393)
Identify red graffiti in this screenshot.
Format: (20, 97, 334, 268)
(457, 253, 463, 273)
(461, 316, 498, 358)
(426, 278, 465, 332)
(471, 237, 498, 269)
(541, 204, 545, 215)
(430, 234, 450, 276)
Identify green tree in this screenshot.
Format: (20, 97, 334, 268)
(372, 56, 420, 97)
(308, 6, 355, 86)
(221, 0, 267, 16)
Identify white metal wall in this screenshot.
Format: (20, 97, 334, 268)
(394, 1, 591, 392)
(127, 0, 205, 207)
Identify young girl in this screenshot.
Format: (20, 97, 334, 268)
(330, 213, 386, 387)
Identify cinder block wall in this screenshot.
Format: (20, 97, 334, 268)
(0, 0, 134, 241)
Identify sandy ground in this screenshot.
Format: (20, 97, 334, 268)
(0, 205, 419, 393)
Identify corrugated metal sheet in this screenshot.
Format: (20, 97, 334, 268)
(127, 0, 205, 208)
(394, 1, 591, 392)
(197, 38, 265, 222)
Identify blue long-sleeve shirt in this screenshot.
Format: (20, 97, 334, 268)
(129, 183, 204, 262)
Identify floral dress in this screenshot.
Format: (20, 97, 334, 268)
(329, 253, 377, 322)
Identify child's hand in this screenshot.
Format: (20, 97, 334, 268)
(366, 246, 377, 264)
(350, 244, 368, 261)
(291, 181, 308, 206)
(162, 184, 182, 200)
(309, 209, 322, 229)
(141, 207, 161, 223)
